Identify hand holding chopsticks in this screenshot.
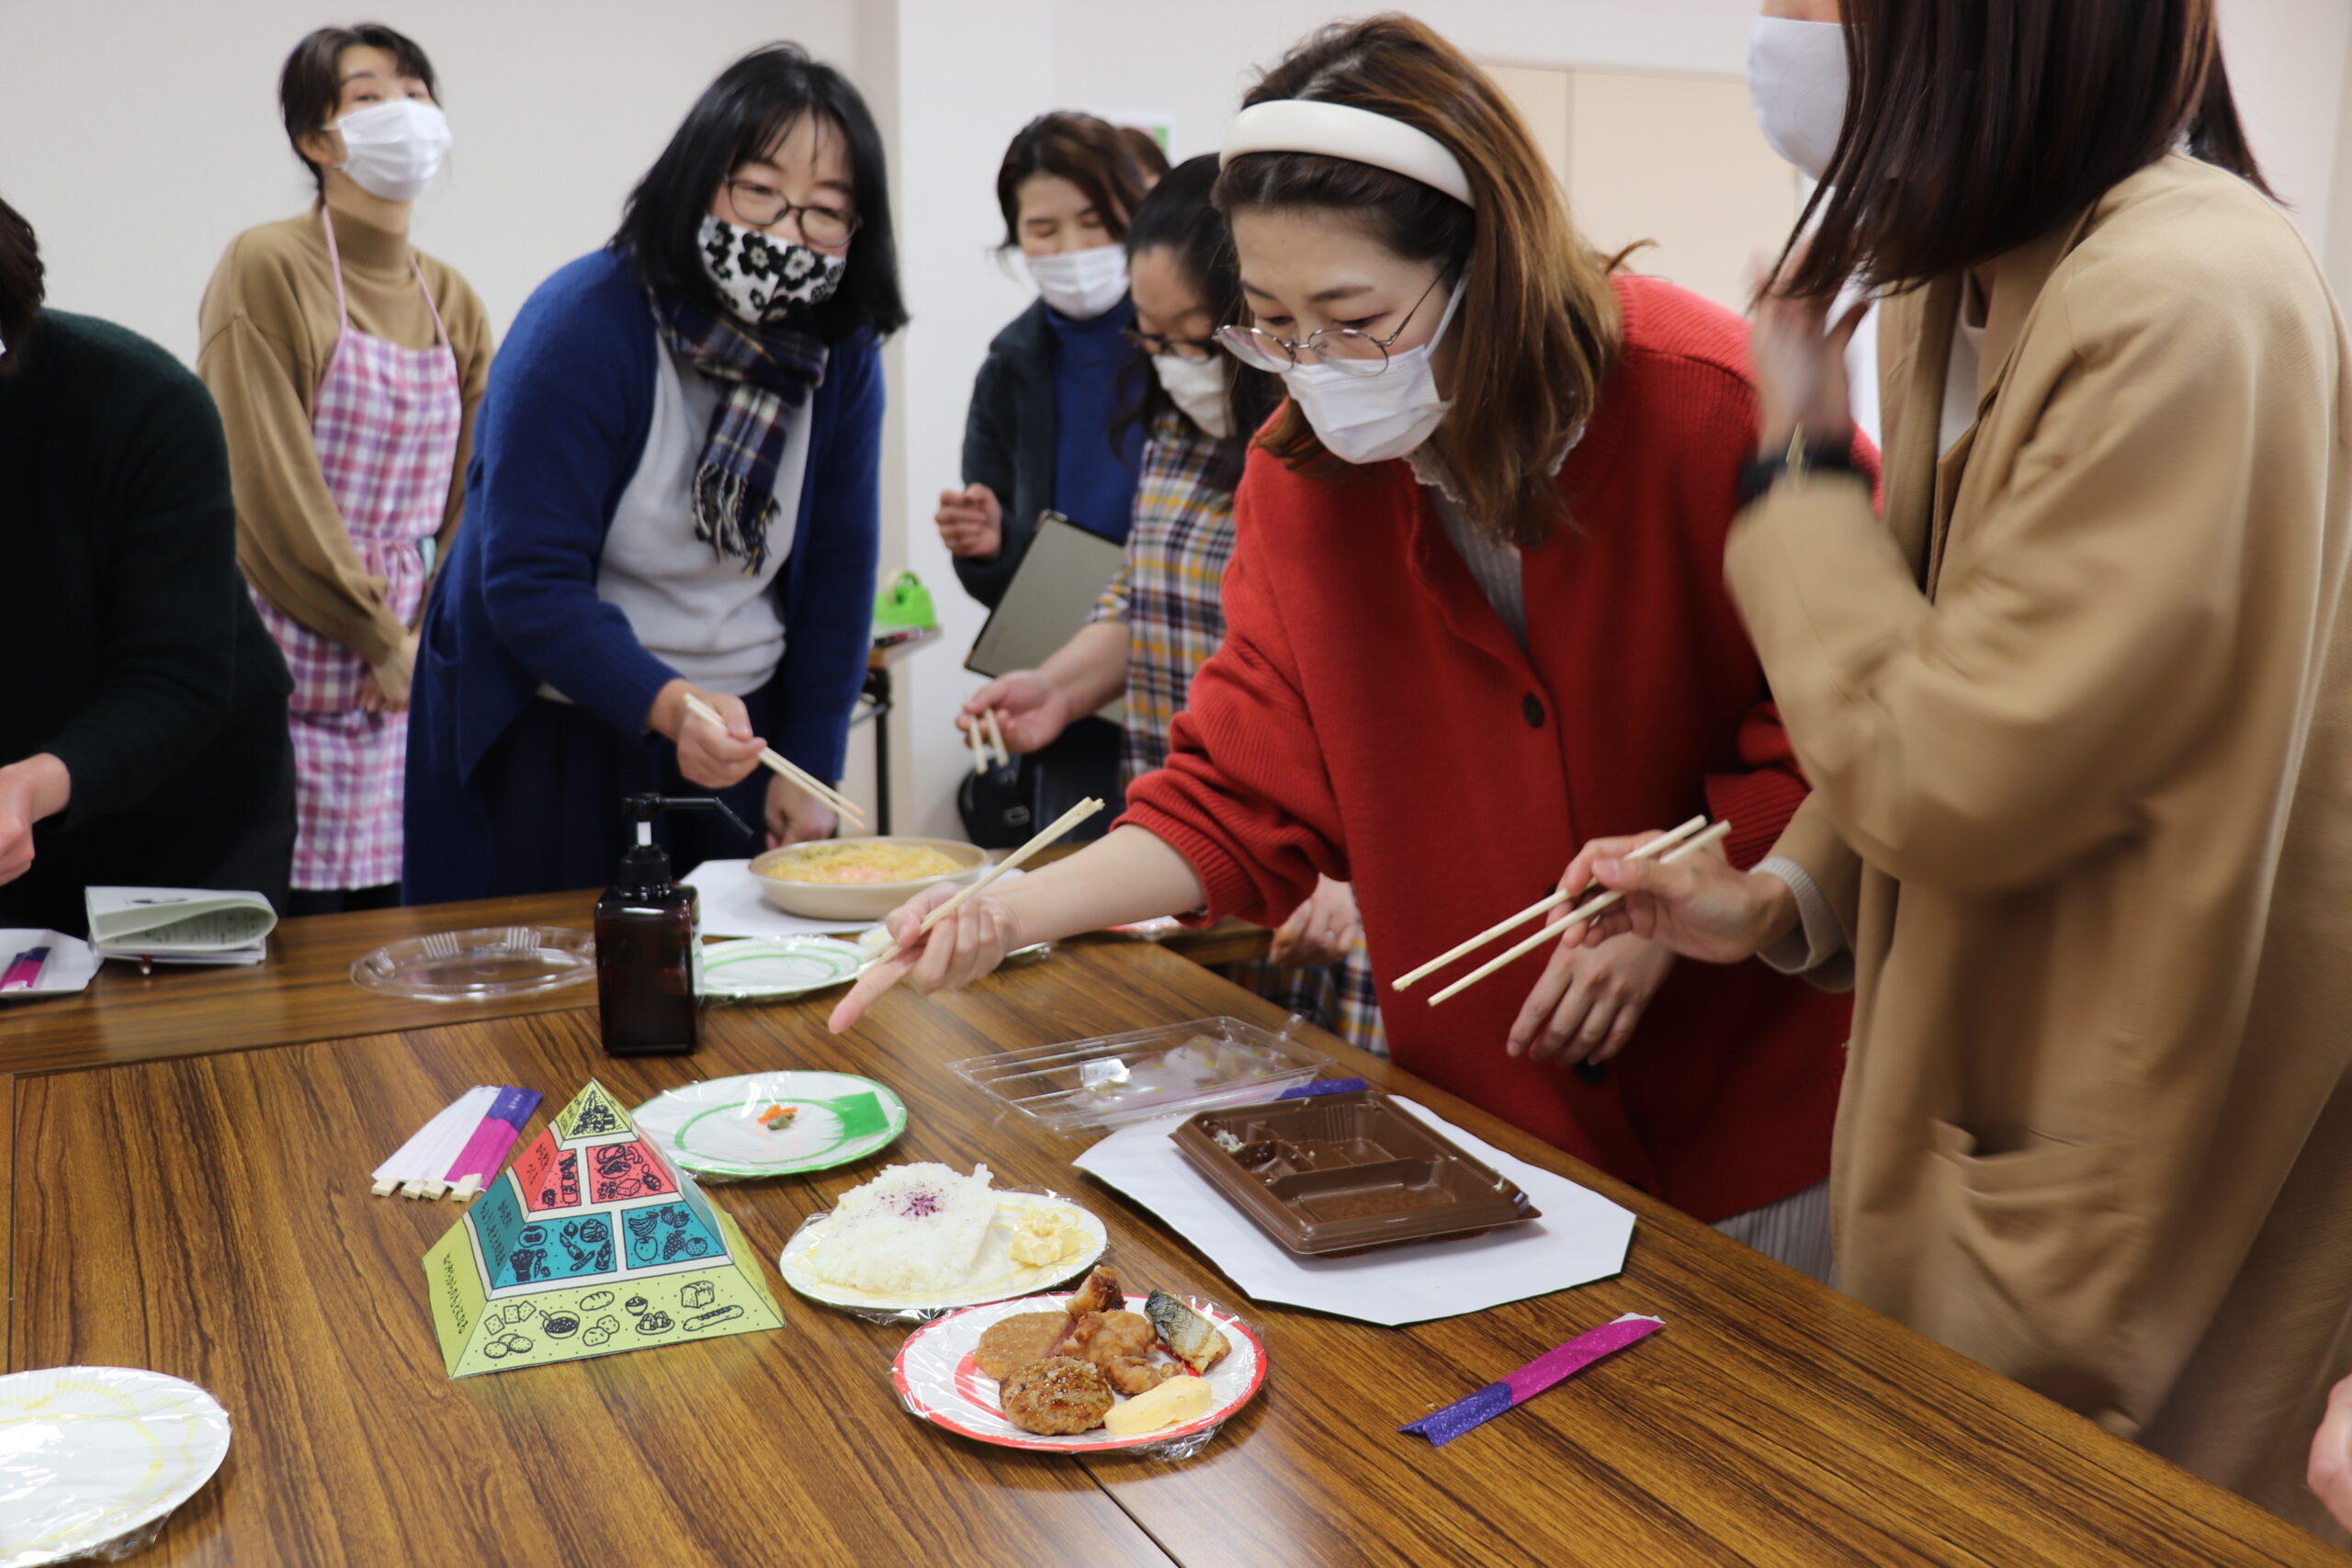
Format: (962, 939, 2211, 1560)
(678, 692, 867, 827)
(865, 795, 1104, 966)
(1398, 818, 1734, 1006)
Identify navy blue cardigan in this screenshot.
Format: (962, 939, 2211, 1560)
(404, 249, 882, 899)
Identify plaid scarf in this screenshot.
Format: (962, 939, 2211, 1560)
(650, 291, 829, 574)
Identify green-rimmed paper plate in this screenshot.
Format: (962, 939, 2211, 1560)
(632, 1072, 907, 1179)
(698, 936, 868, 1000)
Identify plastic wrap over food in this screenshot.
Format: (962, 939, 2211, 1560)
(891, 1292, 1266, 1460)
(0, 1367, 232, 1567)
(776, 1188, 1109, 1325)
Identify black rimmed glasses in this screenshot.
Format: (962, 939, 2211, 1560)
(1121, 327, 1219, 363)
(724, 179, 860, 248)
(1216, 271, 1447, 378)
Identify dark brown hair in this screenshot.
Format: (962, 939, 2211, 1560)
(1215, 15, 1622, 546)
(279, 24, 439, 194)
(1780, 0, 2271, 299)
(0, 196, 42, 361)
(1119, 125, 1172, 186)
(995, 112, 1148, 248)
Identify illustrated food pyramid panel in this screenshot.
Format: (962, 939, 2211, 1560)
(424, 1079, 784, 1376)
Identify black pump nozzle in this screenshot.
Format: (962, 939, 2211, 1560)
(616, 794, 754, 887)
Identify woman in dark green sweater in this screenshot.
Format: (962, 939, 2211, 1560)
(0, 197, 296, 933)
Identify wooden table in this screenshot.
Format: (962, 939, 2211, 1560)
(2, 907, 2341, 1566)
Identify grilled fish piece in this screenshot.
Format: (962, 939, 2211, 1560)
(1145, 1289, 1230, 1372)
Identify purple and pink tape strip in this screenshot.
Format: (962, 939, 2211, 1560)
(1399, 1313, 1663, 1446)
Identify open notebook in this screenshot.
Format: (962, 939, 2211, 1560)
(85, 887, 277, 965)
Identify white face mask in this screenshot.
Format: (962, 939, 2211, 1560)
(334, 99, 453, 202)
(1026, 243, 1128, 321)
(1747, 17, 1849, 182)
(1283, 279, 1464, 467)
(1153, 353, 1231, 438)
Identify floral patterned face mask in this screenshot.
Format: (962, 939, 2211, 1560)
(695, 214, 848, 326)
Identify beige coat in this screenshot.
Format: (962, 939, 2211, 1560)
(1730, 154, 2352, 1539)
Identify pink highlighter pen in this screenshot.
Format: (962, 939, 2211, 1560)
(0, 946, 51, 992)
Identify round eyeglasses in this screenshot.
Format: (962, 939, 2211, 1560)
(725, 179, 860, 249)
(1215, 272, 1447, 378)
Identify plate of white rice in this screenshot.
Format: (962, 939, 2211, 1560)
(782, 1164, 1107, 1315)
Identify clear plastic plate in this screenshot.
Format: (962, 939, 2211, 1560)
(349, 926, 595, 1003)
(948, 1016, 1332, 1136)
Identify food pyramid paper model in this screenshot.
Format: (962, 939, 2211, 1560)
(424, 1079, 784, 1377)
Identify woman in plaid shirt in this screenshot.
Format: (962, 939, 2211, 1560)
(962, 156, 1386, 1055)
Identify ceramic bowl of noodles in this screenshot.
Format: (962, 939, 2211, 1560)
(749, 837, 990, 920)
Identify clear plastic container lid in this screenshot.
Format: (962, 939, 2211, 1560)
(349, 926, 595, 1003)
(948, 1016, 1333, 1135)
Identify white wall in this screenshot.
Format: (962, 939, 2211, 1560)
(0, 0, 860, 364)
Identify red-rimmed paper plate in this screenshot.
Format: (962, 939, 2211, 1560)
(891, 1292, 1266, 1453)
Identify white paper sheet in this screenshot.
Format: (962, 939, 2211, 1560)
(0, 931, 100, 1000)
(1072, 1099, 1635, 1326)
(682, 859, 1023, 941)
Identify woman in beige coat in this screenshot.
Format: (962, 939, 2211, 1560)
(1573, 0, 2352, 1539)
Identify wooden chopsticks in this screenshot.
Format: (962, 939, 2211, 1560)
(966, 710, 1011, 773)
(1396, 817, 1734, 1007)
(868, 796, 1104, 965)
(678, 693, 868, 826)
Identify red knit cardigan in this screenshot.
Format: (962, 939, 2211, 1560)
(1122, 276, 1859, 1224)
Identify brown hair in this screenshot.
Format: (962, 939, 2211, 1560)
(1118, 125, 1172, 186)
(995, 112, 1148, 248)
(279, 24, 439, 195)
(0, 195, 42, 362)
(1780, 0, 2270, 299)
(1214, 15, 1621, 546)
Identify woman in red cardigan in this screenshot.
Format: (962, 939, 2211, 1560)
(835, 16, 1861, 1274)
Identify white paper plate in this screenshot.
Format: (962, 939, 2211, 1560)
(0, 1366, 232, 1567)
(697, 936, 868, 999)
(892, 1292, 1265, 1453)
(631, 1072, 907, 1179)
(781, 1191, 1109, 1315)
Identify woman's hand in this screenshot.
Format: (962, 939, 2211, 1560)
(359, 630, 418, 715)
(1269, 876, 1362, 969)
(935, 482, 1004, 558)
(1508, 931, 1677, 1065)
(766, 774, 837, 848)
(0, 754, 72, 886)
(2312, 1374, 2352, 1532)
(1751, 259, 1869, 456)
(828, 881, 1022, 1032)
(963, 672, 1071, 756)
(649, 679, 765, 789)
(1559, 830, 1798, 964)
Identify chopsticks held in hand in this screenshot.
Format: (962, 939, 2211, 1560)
(1399, 817, 1732, 1007)
(867, 795, 1104, 965)
(967, 709, 1011, 773)
(678, 692, 868, 827)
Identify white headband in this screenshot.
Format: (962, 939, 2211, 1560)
(1219, 99, 1475, 209)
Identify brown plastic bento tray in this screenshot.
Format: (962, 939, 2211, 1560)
(1172, 1089, 1540, 1256)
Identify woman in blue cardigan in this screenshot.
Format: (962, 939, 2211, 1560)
(405, 44, 905, 901)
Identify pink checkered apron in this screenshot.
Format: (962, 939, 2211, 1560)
(250, 211, 462, 890)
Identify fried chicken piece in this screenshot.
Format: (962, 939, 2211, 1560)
(1097, 1356, 1175, 1396)
(1070, 1308, 1156, 1362)
(975, 1313, 1069, 1381)
(1063, 1309, 1171, 1395)
(1000, 1356, 1114, 1435)
(1064, 1263, 1127, 1320)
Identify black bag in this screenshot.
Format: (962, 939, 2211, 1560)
(957, 716, 1125, 849)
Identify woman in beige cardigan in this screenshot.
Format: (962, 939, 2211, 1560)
(1573, 0, 2352, 1538)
